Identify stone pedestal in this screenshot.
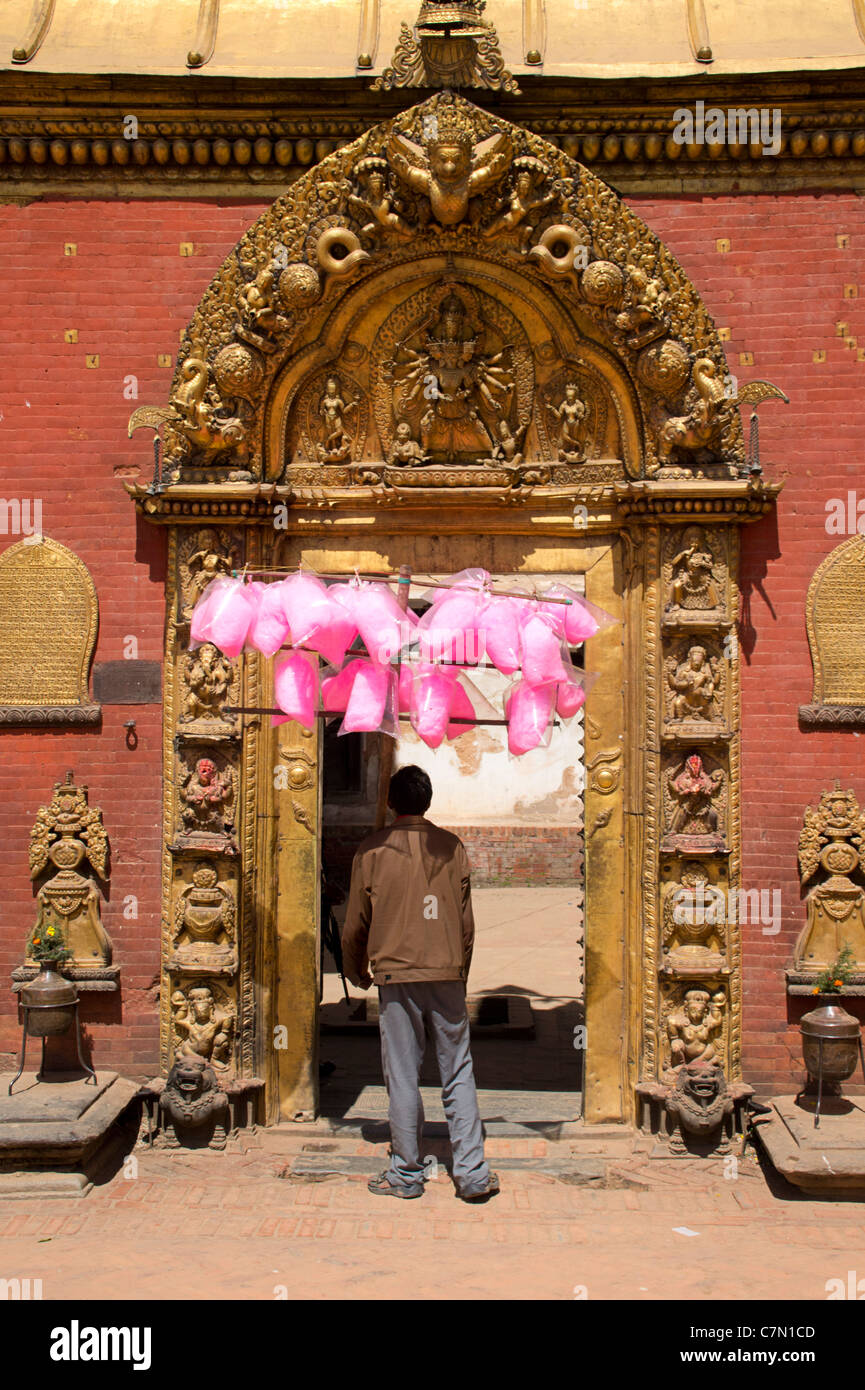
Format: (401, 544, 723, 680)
(0, 1071, 139, 1198)
(756, 1095, 865, 1196)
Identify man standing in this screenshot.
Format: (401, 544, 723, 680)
(342, 765, 498, 1203)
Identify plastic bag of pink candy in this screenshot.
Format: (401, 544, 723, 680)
(272, 650, 318, 729)
(518, 608, 576, 689)
(536, 583, 614, 646)
(332, 580, 415, 666)
(321, 657, 398, 737)
(190, 576, 256, 660)
(504, 679, 557, 756)
(343, 661, 397, 736)
(416, 589, 486, 666)
(482, 595, 526, 675)
(275, 572, 359, 667)
(408, 664, 461, 748)
(397, 662, 488, 744)
(244, 581, 292, 658)
(321, 657, 365, 715)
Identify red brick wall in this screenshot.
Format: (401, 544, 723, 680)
(0, 200, 268, 1075)
(323, 825, 585, 888)
(630, 192, 865, 1096)
(2, 191, 863, 1092)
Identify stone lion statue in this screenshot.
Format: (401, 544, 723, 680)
(158, 1055, 230, 1150)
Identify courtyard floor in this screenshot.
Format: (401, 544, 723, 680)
(3, 884, 863, 1305)
(2, 1135, 865, 1302)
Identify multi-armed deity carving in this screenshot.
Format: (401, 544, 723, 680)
(664, 640, 727, 735)
(792, 783, 865, 982)
(662, 752, 726, 852)
(27, 772, 113, 974)
(375, 279, 530, 465)
(180, 644, 237, 734)
(664, 528, 726, 622)
(170, 981, 236, 1076)
(176, 755, 236, 853)
(664, 986, 726, 1075)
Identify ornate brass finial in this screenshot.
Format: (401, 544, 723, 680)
(373, 0, 519, 93)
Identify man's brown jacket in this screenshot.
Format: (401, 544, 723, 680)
(341, 815, 475, 987)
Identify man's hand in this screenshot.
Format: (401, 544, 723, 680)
(356, 971, 373, 991)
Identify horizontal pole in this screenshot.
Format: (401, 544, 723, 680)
(224, 706, 562, 728)
(230, 569, 577, 604)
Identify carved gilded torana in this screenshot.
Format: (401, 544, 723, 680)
(129, 93, 779, 1125)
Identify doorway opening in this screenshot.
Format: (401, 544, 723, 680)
(316, 573, 587, 1134)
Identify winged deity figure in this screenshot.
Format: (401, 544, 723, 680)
(386, 95, 512, 227)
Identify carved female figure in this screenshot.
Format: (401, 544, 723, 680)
(547, 382, 587, 462)
(318, 376, 357, 461)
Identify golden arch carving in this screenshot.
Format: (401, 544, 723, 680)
(158, 91, 744, 486)
(129, 91, 780, 1130)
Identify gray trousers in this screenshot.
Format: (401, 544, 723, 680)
(378, 980, 490, 1192)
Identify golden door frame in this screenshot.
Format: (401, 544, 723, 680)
(130, 92, 779, 1126)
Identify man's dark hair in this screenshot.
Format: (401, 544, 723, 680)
(388, 764, 432, 817)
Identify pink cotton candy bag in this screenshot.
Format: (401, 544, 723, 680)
(272, 651, 318, 729)
(482, 595, 525, 675)
(343, 661, 394, 733)
(505, 680, 556, 756)
(191, 576, 256, 660)
(519, 610, 570, 687)
(245, 581, 292, 657)
(279, 573, 334, 649)
(347, 583, 413, 666)
(410, 665, 460, 748)
(556, 679, 586, 720)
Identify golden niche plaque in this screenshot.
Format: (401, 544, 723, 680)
(0, 536, 100, 725)
(800, 534, 865, 727)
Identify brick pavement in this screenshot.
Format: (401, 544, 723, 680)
(2, 1137, 865, 1301)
